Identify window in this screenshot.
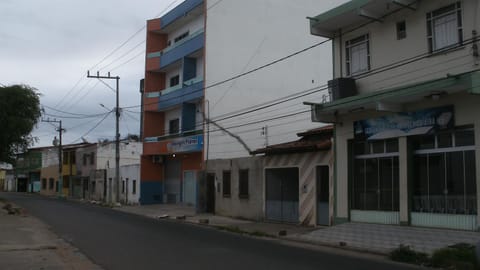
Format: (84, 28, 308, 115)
(122, 180, 125, 194)
(396, 21, 406, 40)
(49, 178, 54, 190)
(346, 34, 370, 76)
(169, 119, 180, 134)
(222, 171, 231, 197)
(91, 181, 96, 193)
(90, 152, 95, 165)
(238, 169, 249, 198)
(169, 75, 180, 87)
(63, 152, 68, 164)
(412, 128, 476, 215)
(132, 180, 137, 194)
(427, 2, 462, 52)
(70, 152, 76, 163)
(174, 31, 189, 43)
(42, 178, 47, 189)
(352, 139, 400, 211)
(55, 181, 59, 192)
(83, 154, 87, 165)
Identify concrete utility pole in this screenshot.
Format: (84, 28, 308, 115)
(87, 71, 120, 204)
(42, 118, 64, 197)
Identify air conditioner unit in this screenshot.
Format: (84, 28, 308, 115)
(152, 155, 164, 164)
(328, 78, 357, 101)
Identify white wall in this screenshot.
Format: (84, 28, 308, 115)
(333, 0, 480, 94)
(164, 106, 182, 134)
(165, 67, 182, 87)
(96, 141, 142, 170)
(167, 14, 205, 45)
(205, 0, 336, 159)
(107, 164, 140, 205)
(42, 147, 58, 167)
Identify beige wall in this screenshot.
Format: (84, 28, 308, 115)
(334, 92, 480, 225)
(40, 165, 57, 196)
(333, 0, 480, 94)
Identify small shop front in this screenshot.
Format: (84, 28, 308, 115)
(309, 73, 480, 231)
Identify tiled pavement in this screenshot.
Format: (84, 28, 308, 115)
(117, 204, 480, 255)
(294, 222, 480, 254)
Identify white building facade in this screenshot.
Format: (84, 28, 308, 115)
(308, 0, 480, 230)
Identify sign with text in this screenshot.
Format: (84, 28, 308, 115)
(166, 135, 203, 153)
(354, 105, 454, 140)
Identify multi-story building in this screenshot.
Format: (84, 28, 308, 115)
(16, 148, 43, 192)
(40, 146, 59, 196)
(74, 143, 97, 199)
(141, 0, 205, 205)
(307, 0, 480, 230)
(93, 140, 142, 203)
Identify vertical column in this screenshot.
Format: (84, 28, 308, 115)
(475, 122, 480, 230)
(399, 136, 409, 225)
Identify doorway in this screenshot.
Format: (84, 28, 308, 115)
(316, 166, 329, 225)
(265, 168, 299, 223)
(206, 173, 215, 213)
(183, 171, 196, 206)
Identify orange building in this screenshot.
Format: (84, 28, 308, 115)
(141, 0, 205, 204)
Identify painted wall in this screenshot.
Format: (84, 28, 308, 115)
(264, 151, 332, 226)
(209, 156, 264, 220)
(166, 14, 205, 46)
(332, 0, 480, 94)
(108, 164, 141, 205)
(96, 141, 142, 169)
(204, 0, 334, 160)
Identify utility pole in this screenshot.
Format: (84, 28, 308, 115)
(87, 71, 120, 204)
(42, 118, 64, 197)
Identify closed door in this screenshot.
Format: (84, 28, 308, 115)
(316, 166, 329, 226)
(265, 168, 299, 223)
(206, 173, 215, 213)
(164, 159, 181, 203)
(183, 171, 196, 206)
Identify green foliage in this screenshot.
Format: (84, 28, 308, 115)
(0, 84, 41, 163)
(389, 245, 430, 265)
(431, 243, 478, 270)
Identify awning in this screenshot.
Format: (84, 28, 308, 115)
(305, 70, 480, 123)
(309, 0, 418, 38)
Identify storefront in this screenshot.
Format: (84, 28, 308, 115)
(309, 72, 480, 231)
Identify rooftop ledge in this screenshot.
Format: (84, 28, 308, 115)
(309, 0, 418, 38)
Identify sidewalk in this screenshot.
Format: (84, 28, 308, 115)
(115, 203, 480, 255)
(0, 200, 102, 270)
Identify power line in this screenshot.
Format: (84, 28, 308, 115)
(71, 112, 113, 143)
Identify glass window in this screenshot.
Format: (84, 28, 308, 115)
(386, 139, 399, 153)
(354, 142, 369, 155)
(455, 129, 474, 146)
(427, 2, 462, 52)
(396, 21, 406, 40)
(132, 180, 137, 194)
(169, 119, 180, 134)
(238, 169, 249, 198)
(437, 132, 453, 148)
(169, 75, 180, 87)
(346, 34, 370, 76)
(413, 135, 435, 150)
(222, 171, 231, 197)
(371, 141, 384, 154)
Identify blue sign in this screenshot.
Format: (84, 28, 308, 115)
(167, 135, 203, 153)
(354, 106, 454, 140)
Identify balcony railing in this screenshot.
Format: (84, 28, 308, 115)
(157, 77, 203, 110)
(160, 0, 203, 29)
(144, 76, 203, 99)
(144, 129, 203, 143)
(146, 29, 204, 69)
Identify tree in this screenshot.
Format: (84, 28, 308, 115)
(0, 85, 41, 163)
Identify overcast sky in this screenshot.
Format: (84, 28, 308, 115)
(0, 0, 181, 147)
(0, 0, 346, 148)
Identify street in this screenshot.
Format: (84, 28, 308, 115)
(1, 193, 419, 270)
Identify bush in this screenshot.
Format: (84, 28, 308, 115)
(431, 243, 478, 270)
(389, 245, 430, 265)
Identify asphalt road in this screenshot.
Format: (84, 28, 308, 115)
(1, 193, 420, 270)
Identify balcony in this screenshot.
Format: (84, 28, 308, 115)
(146, 29, 204, 71)
(160, 0, 203, 29)
(157, 77, 203, 110)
